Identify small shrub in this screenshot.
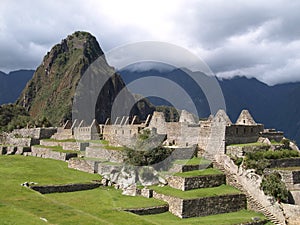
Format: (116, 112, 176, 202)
(281, 139, 290, 149)
(125, 146, 172, 166)
(139, 129, 151, 140)
(244, 158, 270, 175)
(260, 172, 288, 202)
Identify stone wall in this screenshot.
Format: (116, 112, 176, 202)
(198, 121, 212, 151)
(1, 146, 31, 155)
(30, 146, 77, 161)
(51, 128, 73, 140)
(152, 191, 183, 217)
(102, 124, 140, 146)
(30, 182, 100, 194)
(11, 128, 57, 139)
(167, 174, 226, 191)
(124, 205, 168, 215)
(274, 169, 300, 190)
(40, 140, 88, 151)
(6, 137, 39, 147)
(225, 124, 264, 145)
(204, 110, 229, 159)
(148, 111, 167, 134)
(226, 145, 270, 157)
(290, 191, 300, 205)
(260, 130, 284, 143)
(68, 158, 99, 173)
(169, 146, 197, 161)
(153, 191, 246, 218)
(85, 147, 124, 163)
(269, 158, 300, 168)
(282, 204, 300, 225)
(169, 163, 211, 173)
(181, 194, 246, 218)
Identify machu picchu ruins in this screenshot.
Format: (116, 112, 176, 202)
(1, 108, 300, 225)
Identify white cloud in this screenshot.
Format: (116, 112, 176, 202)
(0, 0, 300, 84)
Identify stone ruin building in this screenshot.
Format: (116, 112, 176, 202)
(55, 109, 284, 155)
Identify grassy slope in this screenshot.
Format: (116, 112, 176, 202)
(174, 168, 222, 177)
(174, 157, 211, 166)
(0, 155, 266, 225)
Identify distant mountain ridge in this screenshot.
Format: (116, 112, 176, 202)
(120, 68, 300, 145)
(0, 70, 34, 104)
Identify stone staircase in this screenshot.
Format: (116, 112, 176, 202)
(213, 159, 284, 225)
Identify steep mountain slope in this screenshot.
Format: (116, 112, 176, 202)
(17, 31, 154, 125)
(0, 70, 34, 104)
(120, 68, 300, 144)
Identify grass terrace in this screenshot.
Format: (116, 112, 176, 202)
(174, 168, 223, 177)
(174, 157, 211, 166)
(142, 210, 268, 225)
(33, 145, 79, 154)
(150, 184, 241, 199)
(42, 138, 76, 142)
(228, 142, 269, 147)
(0, 155, 267, 225)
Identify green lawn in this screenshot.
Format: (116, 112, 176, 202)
(143, 210, 268, 225)
(174, 157, 211, 166)
(174, 168, 222, 177)
(42, 138, 77, 142)
(0, 155, 266, 225)
(228, 142, 268, 147)
(33, 145, 79, 154)
(150, 184, 241, 199)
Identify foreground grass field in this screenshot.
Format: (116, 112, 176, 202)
(0, 155, 267, 225)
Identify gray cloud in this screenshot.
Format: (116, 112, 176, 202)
(0, 0, 300, 85)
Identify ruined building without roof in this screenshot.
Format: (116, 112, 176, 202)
(55, 109, 284, 158)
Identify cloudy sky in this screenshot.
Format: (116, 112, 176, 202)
(1, 0, 300, 85)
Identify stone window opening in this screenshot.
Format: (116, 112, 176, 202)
(236, 128, 238, 134)
(251, 128, 253, 133)
(115, 130, 117, 134)
(122, 130, 124, 134)
(244, 128, 246, 134)
(243, 119, 246, 124)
